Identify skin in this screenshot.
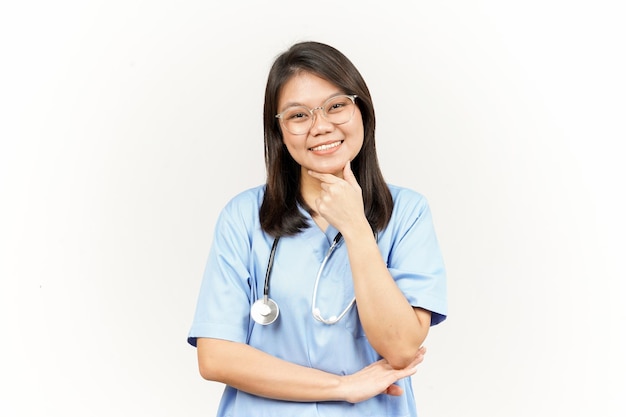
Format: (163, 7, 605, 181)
(278, 72, 365, 185)
(197, 71, 431, 403)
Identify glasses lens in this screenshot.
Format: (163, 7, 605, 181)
(279, 95, 356, 135)
(323, 95, 356, 125)
(282, 106, 312, 135)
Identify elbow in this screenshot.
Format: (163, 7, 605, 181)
(198, 358, 212, 380)
(386, 349, 421, 370)
(198, 362, 219, 381)
(198, 350, 229, 382)
(383, 332, 429, 369)
(384, 308, 431, 369)
(198, 355, 231, 382)
(196, 338, 228, 382)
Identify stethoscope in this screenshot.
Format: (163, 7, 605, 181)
(250, 232, 355, 326)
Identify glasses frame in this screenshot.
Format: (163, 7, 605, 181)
(275, 94, 358, 135)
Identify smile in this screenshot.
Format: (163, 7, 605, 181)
(309, 141, 342, 152)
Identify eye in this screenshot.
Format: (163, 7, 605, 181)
(326, 97, 351, 113)
(284, 107, 310, 122)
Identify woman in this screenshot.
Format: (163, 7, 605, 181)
(188, 41, 447, 416)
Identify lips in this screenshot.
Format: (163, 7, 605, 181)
(309, 140, 343, 152)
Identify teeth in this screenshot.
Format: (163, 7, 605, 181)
(311, 141, 341, 151)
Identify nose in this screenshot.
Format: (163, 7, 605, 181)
(309, 107, 333, 135)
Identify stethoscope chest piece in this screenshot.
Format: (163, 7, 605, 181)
(251, 297, 279, 325)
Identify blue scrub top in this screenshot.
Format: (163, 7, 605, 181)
(188, 184, 447, 417)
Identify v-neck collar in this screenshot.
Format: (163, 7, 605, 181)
(297, 204, 340, 248)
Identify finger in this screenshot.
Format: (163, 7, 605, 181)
(404, 351, 426, 370)
(385, 384, 404, 397)
(318, 181, 332, 192)
(415, 346, 427, 361)
(307, 170, 342, 184)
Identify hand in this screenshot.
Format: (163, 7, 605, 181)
(308, 161, 367, 234)
(339, 347, 427, 403)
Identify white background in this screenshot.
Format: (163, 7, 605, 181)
(1, 1, 625, 416)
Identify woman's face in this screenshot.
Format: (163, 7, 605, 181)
(277, 72, 364, 178)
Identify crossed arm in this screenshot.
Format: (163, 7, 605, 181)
(197, 338, 426, 403)
(197, 162, 431, 402)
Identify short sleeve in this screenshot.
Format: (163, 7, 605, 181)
(386, 188, 447, 326)
(187, 192, 259, 347)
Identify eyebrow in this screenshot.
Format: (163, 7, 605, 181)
(278, 92, 345, 112)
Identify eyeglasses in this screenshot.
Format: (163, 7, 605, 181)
(275, 94, 358, 135)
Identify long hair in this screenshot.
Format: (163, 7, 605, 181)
(259, 41, 393, 237)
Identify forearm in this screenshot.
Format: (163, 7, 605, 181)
(342, 221, 430, 368)
(197, 338, 344, 402)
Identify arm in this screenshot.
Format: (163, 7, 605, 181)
(309, 162, 430, 369)
(343, 223, 431, 369)
(197, 337, 425, 403)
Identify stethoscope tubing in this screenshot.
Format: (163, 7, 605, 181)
(253, 232, 355, 326)
(310, 233, 356, 325)
(262, 237, 280, 303)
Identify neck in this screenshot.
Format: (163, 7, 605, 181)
(299, 168, 332, 231)
(300, 170, 321, 205)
